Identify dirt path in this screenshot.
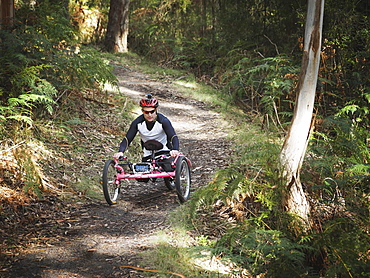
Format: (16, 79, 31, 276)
(1, 66, 233, 277)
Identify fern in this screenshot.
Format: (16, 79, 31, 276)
(336, 88, 370, 129)
(308, 217, 370, 278)
(220, 55, 300, 130)
(0, 21, 117, 134)
(214, 227, 312, 277)
(6, 115, 34, 126)
(0, 93, 56, 131)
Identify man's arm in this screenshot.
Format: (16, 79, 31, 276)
(119, 120, 139, 152)
(113, 118, 140, 159)
(162, 117, 179, 151)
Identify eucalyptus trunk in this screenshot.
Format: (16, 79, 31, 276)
(105, 0, 130, 53)
(280, 0, 324, 226)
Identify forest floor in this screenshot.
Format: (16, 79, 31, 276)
(0, 61, 235, 277)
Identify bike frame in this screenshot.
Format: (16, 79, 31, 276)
(113, 154, 183, 182)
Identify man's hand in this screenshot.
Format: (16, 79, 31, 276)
(170, 150, 179, 158)
(113, 152, 124, 160)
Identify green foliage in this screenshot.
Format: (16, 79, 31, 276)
(0, 38, 57, 131)
(309, 115, 369, 183)
(187, 134, 368, 277)
(308, 217, 370, 278)
(0, 0, 119, 204)
(185, 107, 369, 277)
(46, 46, 118, 92)
(0, 20, 117, 135)
(221, 55, 299, 127)
(215, 227, 311, 277)
(0, 0, 117, 98)
(302, 108, 370, 277)
(190, 168, 246, 209)
(0, 93, 55, 129)
(142, 241, 227, 277)
(13, 147, 44, 197)
(16, 0, 76, 43)
(128, 0, 370, 135)
(188, 127, 284, 238)
(0, 27, 52, 100)
(336, 89, 370, 130)
(130, 0, 305, 75)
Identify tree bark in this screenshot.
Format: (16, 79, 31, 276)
(280, 0, 324, 226)
(105, 0, 130, 53)
(0, 0, 14, 28)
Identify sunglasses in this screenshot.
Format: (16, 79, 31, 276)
(142, 109, 156, 114)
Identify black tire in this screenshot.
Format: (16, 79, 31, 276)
(175, 156, 191, 203)
(102, 159, 120, 205)
(164, 177, 175, 190)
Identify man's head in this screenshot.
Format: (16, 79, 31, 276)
(140, 94, 159, 108)
(140, 94, 158, 122)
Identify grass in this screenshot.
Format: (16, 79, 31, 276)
(142, 229, 232, 278)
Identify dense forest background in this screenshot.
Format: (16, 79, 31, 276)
(0, 0, 369, 277)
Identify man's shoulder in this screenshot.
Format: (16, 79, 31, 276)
(157, 113, 170, 123)
(133, 114, 145, 124)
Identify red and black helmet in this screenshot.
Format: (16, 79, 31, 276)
(139, 94, 159, 108)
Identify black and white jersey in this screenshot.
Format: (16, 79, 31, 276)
(119, 113, 179, 157)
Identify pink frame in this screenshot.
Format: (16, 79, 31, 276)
(113, 154, 183, 182)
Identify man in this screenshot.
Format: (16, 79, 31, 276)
(113, 94, 179, 161)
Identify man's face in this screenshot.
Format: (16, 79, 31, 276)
(142, 107, 157, 122)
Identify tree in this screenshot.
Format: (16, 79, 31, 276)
(105, 0, 130, 53)
(279, 0, 324, 226)
(0, 0, 14, 28)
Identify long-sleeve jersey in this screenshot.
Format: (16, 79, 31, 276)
(119, 113, 179, 157)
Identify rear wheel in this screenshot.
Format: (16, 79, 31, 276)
(102, 159, 120, 205)
(164, 177, 175, 190)
(175, 156, 191, 203)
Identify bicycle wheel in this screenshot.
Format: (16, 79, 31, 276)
(102, 159, 120, 205)
(164, 177, 175, 190)
(175, 156, 191, 203)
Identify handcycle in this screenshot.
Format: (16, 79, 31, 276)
(102, 140, 191, 205)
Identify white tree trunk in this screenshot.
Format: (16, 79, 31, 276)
(280, 0, 324, 226)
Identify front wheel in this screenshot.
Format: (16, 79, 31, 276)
(102, 159, 120, 205)
(164, 177, 175, 191)
(175, 156, 191, 203)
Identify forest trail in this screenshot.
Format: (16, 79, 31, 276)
(1, 65, 234, 277)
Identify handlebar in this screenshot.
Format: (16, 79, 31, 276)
(113, 156, 127, 165)
(154, 154, 171, 160)
(113, 153, 183, 163)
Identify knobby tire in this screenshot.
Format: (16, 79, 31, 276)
(175, 156, 191, 203)
(102, 159, 120, 205)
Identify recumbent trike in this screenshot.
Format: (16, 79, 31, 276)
(102, 140, 191, 205)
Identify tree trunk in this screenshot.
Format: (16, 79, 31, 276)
(105, 0, 130, 53)
(0, 0, 14, 29)
(280, 0, 324, 226)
